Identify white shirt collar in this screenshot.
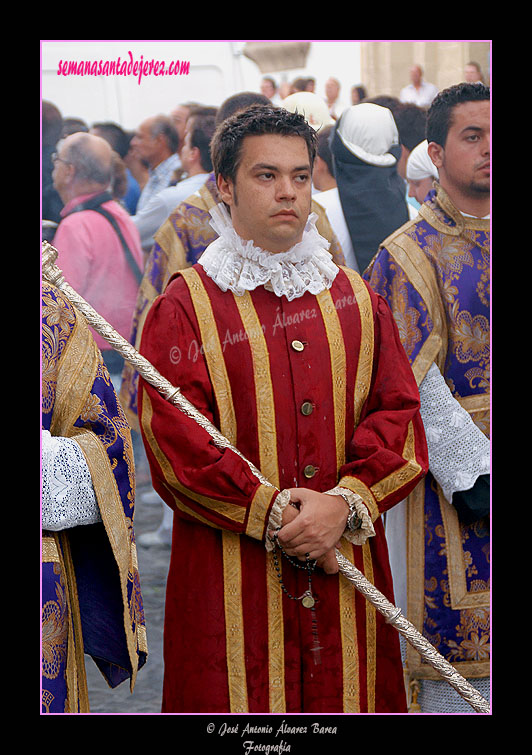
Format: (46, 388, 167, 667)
(198, 203, 339, 301)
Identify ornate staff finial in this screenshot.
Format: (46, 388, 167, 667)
(41, 241, 65, 288)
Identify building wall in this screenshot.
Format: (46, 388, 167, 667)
(360, 41, 490, 101)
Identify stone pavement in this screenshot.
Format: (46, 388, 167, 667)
(85, 478, 171, 714)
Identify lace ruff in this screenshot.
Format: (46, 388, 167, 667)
(419, 363, 490, 503)
(199, 203, 339, 301)
(42, 429, 101, 531)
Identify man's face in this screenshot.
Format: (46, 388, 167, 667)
(430, 100, 490, 199)
(410, 66, 422, 86)
(171, 105, 190, 143)
(408, 177, 434, 205)
(325, 79, 339, 100)
(464, 64, 481, 82)
(260, 80, 275, 98)
(52, 138, 74, 201)
(217, 133, 313, 254)
(180, 124, 195, 172)
(131, 120, 160, 166)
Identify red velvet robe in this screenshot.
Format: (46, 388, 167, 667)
(138, 263, 428, 713)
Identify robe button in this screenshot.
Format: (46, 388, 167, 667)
(303, 464, 317, 478)
(291, 339, 305, 352)
(300, 401, 314, 416)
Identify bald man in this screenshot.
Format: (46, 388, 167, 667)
(52, 132, 144, 379)
(399, 64, 439, 107)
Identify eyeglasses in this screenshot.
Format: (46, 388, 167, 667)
(51, 152, 71, 165)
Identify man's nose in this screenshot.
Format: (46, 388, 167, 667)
(276, 176, 296, 200)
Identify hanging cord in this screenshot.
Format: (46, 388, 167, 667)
(270, 528, 322, 665)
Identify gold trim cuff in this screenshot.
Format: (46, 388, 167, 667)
(325, 486, 376, 545)
(264, 489, 292, 551)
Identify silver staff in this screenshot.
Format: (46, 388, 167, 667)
(41, 241, 490, 714)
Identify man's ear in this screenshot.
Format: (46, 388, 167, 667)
(62, 161, 76, 189)
(217, 173, 235, 207)
(427, 141, 444, 171)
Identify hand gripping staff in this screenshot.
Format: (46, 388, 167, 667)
(41, 241, 490, 714)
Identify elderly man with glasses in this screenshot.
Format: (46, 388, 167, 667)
(51, 131, 144, 384)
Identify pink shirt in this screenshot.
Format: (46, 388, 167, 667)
(53, 193, 144, 351)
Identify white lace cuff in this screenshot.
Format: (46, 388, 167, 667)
(41, 429, 102, 531)
(264, 489, 292, 551)
(325, 486, 376, 545)
(419, 363, 490, 504)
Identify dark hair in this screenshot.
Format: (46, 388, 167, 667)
(317, 124, 335, 177)
(188, 114, 217, 172)
(62, 117, 89, 137)
(150, 115, 179, 153)
(42, 101, 63, 147)
(427, 82, 490, 147)
(210, 104, 317, 184)
(215, 92, 271, 126)
(362, 95, 400, 111)
(91, 121, 130, 158)
(188, 105, 218, 119)
(292, 77, 309, 92)
(110, 150, 128, 199)
(393, 103, 427, 152)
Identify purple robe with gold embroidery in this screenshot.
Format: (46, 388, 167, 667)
(364, 185, 490, 685)
(42, 281, 147, 713)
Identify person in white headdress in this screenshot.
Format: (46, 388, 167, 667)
(282, 91, 335, 132)
(330, 103, 410, 272)
(406, 139, 439, 205)
(311, 125, 358, 272)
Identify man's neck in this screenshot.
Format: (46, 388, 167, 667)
(63, 183, 106, 205)
(186, 162, 205, 177)
(316, 175, 336, 192)
(150, 152, 171, 171)
(440, 182, 490, 219)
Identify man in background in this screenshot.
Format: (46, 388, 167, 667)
(131, 115, 180, 253)
(400, 64, 439, 107)
(52, 131, 144, 383)
(365, 82, 490, 713)
(130, 114, 217, 246)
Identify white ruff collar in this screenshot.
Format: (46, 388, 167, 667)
(198, 203, 339, 301)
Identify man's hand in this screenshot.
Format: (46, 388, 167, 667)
(276, 488, 349, 574)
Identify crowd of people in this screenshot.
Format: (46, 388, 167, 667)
(41, 56, 490, 716)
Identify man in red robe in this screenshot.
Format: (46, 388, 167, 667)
(138, 104, 428, 713)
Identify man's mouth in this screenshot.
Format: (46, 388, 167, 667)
(273, 209, 297, 218)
